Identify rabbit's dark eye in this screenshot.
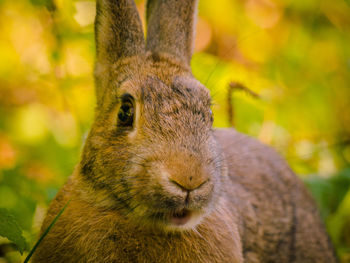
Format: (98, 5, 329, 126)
(117, 94, 134, 128)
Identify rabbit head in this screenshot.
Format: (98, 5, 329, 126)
(79, 0, 226, 231)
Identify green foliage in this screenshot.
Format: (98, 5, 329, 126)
(305, 169, 350, 260)
(29, 0, 54, 10)
(24, 200, 70, 263)
(328, 189, 350, 260)
(0, 208, 27, 254)
(305, 169, 350, 220)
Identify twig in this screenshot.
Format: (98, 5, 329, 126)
(227, 81, 260, 127)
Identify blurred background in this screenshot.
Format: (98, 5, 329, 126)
(0, 0, 349, 262)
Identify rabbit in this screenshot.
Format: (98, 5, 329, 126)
(32, 0, 337, 262)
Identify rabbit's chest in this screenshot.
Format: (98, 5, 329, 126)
(85, 201, 244, 262)
(100, 226, 243, 263)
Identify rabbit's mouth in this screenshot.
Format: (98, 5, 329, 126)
(169, 209, 192, 226)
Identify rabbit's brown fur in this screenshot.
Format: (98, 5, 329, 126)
(33, 0, 337, 262)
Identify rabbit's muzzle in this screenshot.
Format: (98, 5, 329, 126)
(165, 182, 213, 228)
(135, 160, 216, 230)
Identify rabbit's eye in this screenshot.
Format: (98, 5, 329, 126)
(117, 94, 134, 128)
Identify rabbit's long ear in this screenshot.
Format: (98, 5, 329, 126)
(95, 0, 145, 103)
(95, 0, 145, 63)
(146, 0, 198, 66)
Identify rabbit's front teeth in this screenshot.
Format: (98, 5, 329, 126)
(170, 209, 192, 226)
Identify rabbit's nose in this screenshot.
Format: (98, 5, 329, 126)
(169, 176, 209, 192)
(163, 151, 210, 192)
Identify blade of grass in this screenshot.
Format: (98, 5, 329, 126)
(24, 200, 71, 263)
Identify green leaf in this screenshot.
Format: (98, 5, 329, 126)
(0, 208, 27, 254)
(24, 200, 70, 263)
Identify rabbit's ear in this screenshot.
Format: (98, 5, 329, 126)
(146, 0, 198, 66)
(95, 0, 145, 63)
(95, 0, 145, 103)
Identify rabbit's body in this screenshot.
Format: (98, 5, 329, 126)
(33, 130, 335, 263)
(33, 0, 337, 262)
